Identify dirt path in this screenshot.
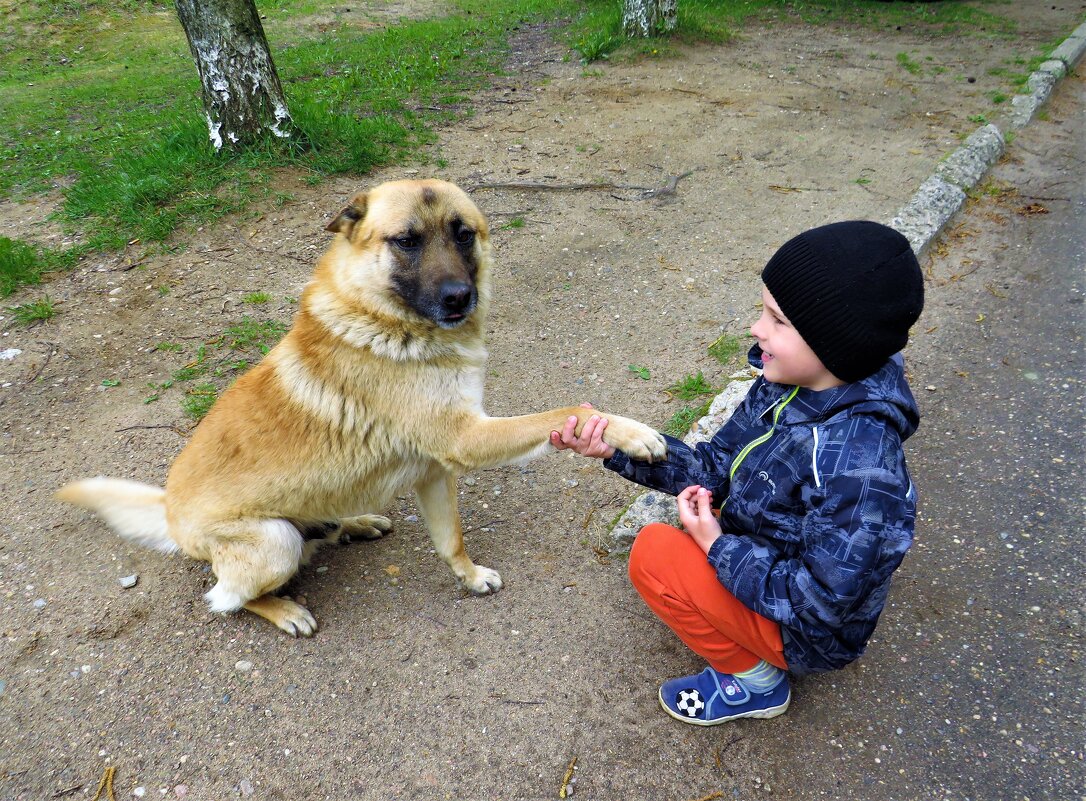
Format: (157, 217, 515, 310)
(1, 5, 1081, 799)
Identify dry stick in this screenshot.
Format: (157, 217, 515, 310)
(468, 171, 694, 199)
(114, 423, 187, 436)
(684, 793, 725, 801)
(89, 766, 116, 801)
(25, 342, 56, 384)
(558, 755, 578, 799)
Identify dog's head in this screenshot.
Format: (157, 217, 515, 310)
(324, 179, 490, 330)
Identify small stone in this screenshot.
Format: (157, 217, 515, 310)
(235, 660, 253, 672)
(32, 598, 46, 610)
(134, 788, 146, 798)
(238, 779, 254, 797)
(119, 574, 138, 589)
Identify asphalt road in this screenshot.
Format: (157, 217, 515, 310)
(763, 70, 1084, 801)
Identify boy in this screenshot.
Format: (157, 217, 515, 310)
(551, 220, 924, 726)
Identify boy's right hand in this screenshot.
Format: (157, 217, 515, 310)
(550, 405, 616, 460)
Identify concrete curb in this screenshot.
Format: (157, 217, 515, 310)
(608, 19, 1086, 548)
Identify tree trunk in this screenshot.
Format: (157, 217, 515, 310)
(174, 0, 303, 151)
(622, 0, 678, 38)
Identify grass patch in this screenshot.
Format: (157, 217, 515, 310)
(0, 237, 77, 298)
(663, 398, 713, 438)
(666, 370, 716, 401)
(8, 295, 57, 325)
(896, 52, 922, 75)
(708, 333, 746, 366)
(0, 0, 1038, 297)
(152, 315, 289, 419)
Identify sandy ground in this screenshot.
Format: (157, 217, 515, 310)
(1, 3, 1082, 799)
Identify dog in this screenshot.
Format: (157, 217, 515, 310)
(57, 179, 666, 636)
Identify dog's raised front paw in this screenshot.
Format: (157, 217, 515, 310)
(461, 565, 503, 596)
(603, 417, 668, 463)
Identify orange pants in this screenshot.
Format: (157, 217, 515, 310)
(628, 523, 787, 674)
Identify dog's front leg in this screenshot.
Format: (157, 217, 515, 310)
(414, 466, 502, 595)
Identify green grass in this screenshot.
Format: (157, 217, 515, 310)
(140, 315, 291, 419)
(243, 292, 272, 304)
(708, 333, 746, 366)
(9, 295, 57, 325)
(0, 0, 1041, 297)
(896, 52, 922, 75)
(666, 371, 716, 401)
(663, 399, 713, 438)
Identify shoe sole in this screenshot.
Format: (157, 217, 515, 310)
(657, 687, 790, 726)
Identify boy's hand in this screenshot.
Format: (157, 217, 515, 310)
(550, 404, 616, 460)
(677, 485, 722, 555)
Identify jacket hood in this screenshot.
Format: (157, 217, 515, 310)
(748, 344, 919, 441)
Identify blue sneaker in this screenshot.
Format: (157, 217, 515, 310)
(658, 667, 790, 726)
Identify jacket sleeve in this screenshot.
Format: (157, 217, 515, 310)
(603, 388, 760, 497)
(706, 463, 915, 634)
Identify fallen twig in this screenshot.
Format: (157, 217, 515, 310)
(468, 172, 694, 200)
(558, 755, 577, 799)
(114, 423, 187, 436)
(89, 766, 116, 801)
(25, 341, 56, 384)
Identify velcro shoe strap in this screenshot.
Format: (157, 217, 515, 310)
(712, 674, 751, 707)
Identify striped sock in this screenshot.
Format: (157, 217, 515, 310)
(732, 660, 784, 692)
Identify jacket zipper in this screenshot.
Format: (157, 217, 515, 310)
(722, 385, 800, 507)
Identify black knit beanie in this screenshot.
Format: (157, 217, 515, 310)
(761, 220, 924, 383)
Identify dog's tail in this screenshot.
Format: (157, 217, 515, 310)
(56, 477, 178, 554)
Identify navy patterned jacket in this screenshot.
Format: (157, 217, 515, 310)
(605, 347, 919, 675)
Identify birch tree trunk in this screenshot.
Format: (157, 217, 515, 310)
(174, 0, 303, 151)
(622, 0, 678, 38)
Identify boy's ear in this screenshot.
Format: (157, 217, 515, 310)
(325, 190, 368, 237)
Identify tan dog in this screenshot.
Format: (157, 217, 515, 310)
(58, 179, 666, 636)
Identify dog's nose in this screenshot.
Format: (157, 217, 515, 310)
(440, 282, 473, 313)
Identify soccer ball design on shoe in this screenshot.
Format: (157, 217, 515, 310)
(659, 667, 790, 726)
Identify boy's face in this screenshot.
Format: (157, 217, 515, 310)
(750, 286, 845, 391)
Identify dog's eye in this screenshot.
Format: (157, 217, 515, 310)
(454, 226, 475, 246)
(392, 234, 420, 250)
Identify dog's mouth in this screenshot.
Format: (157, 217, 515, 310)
(437, 310, 471, 328)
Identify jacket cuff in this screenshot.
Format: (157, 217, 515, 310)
(603, 449, 629, 473)
(706, 533, 729, 567)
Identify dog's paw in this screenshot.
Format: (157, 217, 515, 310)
(461, 565, 503, 596)
(339, 514, 393, 542)
(274, 599, 318, 638)
(242, 595, 319, 638)
(602, 416, 668, 463)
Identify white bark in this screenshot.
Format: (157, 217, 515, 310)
(623, 0, 678, 38)
(175, 0, 301, 151)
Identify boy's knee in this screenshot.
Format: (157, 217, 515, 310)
(629, 522, 685, 583)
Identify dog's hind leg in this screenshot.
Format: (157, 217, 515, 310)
(338, 514, 393, 542)
(415, 468, 502, 595)
(202, 519, 317, 637)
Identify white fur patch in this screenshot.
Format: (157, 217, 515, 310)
(58, 477, 177, 554)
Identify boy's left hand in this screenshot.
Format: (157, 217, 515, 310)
(677, 485, 722, 555)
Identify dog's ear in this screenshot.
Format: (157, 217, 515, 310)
(325, 191, 368, 237)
